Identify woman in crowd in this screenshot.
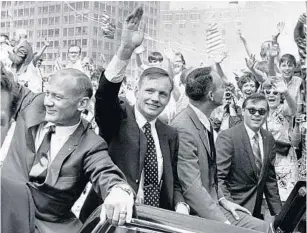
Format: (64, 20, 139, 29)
(262, 78, 298, 202)
(236, 71, 260, 107)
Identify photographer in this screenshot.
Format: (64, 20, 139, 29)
(210, 82, 243, 133)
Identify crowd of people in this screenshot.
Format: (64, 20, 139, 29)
(0, 5, 306, 233)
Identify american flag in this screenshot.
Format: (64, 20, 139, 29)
(206, 23, 225, 55)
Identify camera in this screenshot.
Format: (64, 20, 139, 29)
(224, 89, 233, 99)
(296, 114, 306, 123)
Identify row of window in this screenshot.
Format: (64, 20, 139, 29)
(64, 2, 89, 12)
(63, 14, 89, 24)
(62, 39, 88, 47)
(38, 17, 60, 26)
(38, 5, 61, 14)
(36, 40, 60, 49)
(63, 27, 88, 37)
(37, 29, 60, 38)
(12, 8, 35, 17)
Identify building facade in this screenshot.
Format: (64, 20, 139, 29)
(1, 1, 161, 79)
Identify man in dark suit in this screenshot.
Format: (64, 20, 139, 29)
(171, 67, 270, 232)
(80, 7, 187, 221)
(216, 93, 282, 219)
(8, 28, 33, 76)
(1, 68, 135, 233)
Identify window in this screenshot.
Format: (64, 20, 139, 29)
(106, 4, 111, 12)
(104, 42, 109, 50)
(49, 41, 53, 48)
(63, 28, 67, 36)
(93, 27, 98, 36)
(83, 13, 88, 22)
(76, 14, 82, 23)
(49, 17, 54, 25)
(47, 53, 53, 61)
(76, 2, 82, 10)
(83, 1, 89, 9)
(75, 39, 81, 46)
(30, 19, 34, 25)
(18, 9, 24, 16)
(30, 8, 34, 16)
(68, 40, 74, 46)
(24, 8, 29, 16)
(100, 2, 105, 10)
(23, 20, 28, 26)
(75, 26, 82, 35)
(37, 30, 41, 38)
(92, 52, 97, 59)
(38, 7, 42, 14)
(42, 29, 47, 37)
(98, 40, 102, 47)
(55, 29, 59, 37)
(94, 2, 99, 8)
(92, 40, 97, 48)
(56, 5, 61, 12)
(63, 40, 67, 47)
(43, 6, 48, 14)
(6, 22, 10, 28)
(36, 42, 40, 48)
(55, 17, 60, 24)
(2, 1, 6, 7)
(43, 18, 48, 25)
(64, 16, 68, 24)
(14, 10, 17, 17)
(54, 40, 59, 48)
(82, 39, 87, 46)
(17, 20, 22, 27)
(68, 27, 74, 36)
(0, 22, 5, 28)
(82, 51, 87, 58)
(69, 15, 74, 24)
(62, 52, 67, 60)
(82, 26, 88, 35)
(38, 19, 41, 25)
(64, 4, 69, 12)
(48, 29, 54, 37)
(49, 5, 55, 13)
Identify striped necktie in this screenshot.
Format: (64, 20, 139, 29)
(29, 125, 56, 184)
(252, 133, 262, 177)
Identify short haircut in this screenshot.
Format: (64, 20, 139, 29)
(148, 52, 163, 63)
(1, 73, 19, 118)
(138, 67, 173, 91)
(242, 93, 269, 111)
(68, 44, 82, 54)
(279, 54, 297, 67)
(52, 68, 93, 99)
(185, 67, 214, 101)
(0, 34, 9, 40)
(261, 79, 285, 103)
(174, 52, 186, 65)
(237, 72, 260, 91)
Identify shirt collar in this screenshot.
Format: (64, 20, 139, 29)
(244, 123, 260, 141)
(189, 103, 211, 131)
(134, 105, 157, 129)
(44, 120, 80, 137)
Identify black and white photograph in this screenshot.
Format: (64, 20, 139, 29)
(0, 1, 306, 233)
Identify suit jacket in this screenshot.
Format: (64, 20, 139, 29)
(9, 40, 33, 75)
(94, 71, 184, 210)
(2, 90, 127, 233)
(216, 123, 282, 218)
(171, 106, 228, 222)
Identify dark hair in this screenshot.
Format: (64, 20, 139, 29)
(0, 34, 9, 40)
(148, 52, 163, 63)
(68, 44, 82, 54)
(138, 67, 173, 91)
(185, 67, 214, 101)
(1, 73, 19, 118)
(237, 72, 260, 91)
(174, 52, 186, 65)
(279, 54, 297, 67)
(242, 93, 269, 111)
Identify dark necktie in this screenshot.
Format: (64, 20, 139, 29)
(143, 122, 160, 207)
(207, 123, 218, 188)
(252, 133, 262, 177)
(29, 125, 56, 184)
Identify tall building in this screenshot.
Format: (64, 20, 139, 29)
(1, 1, 161, 80)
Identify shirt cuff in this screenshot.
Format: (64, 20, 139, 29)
(218, 197, 226, 204)
(105, 54, 129, 83)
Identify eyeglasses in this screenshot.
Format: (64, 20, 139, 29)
(265, 90, 278, 95)
(246, 108, 267, 116)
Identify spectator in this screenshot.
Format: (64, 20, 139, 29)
(0, 34, 13, 69)
(236, 72, 260, 107)
(135, 44, 164, 71)
(262, 78, 298, 201)
(8, 29, 33, 79)
(66, 44, 84, 73)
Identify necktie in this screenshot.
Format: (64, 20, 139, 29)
(143, 122, 160, 207)
(207, 123, 218, 189)
(252, 133, 262, 177)
(29, 125, 56, 184)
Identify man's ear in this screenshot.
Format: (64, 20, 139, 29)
(208, 91, 214, 102)
(77, 97, 90, 112)
(134, 86, 139, 99)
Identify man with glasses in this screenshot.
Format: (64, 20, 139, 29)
(216, 93, 282, 222)
(66, 44, 85, 74)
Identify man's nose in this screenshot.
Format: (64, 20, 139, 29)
(150, 92, 159, 101)
(44, 96, 54, 106)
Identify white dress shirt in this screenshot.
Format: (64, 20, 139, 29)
(35, 121, 80, 163)
(244, 123, 264, 161)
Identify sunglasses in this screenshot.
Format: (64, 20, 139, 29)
(265, 90, 278, 95)
(246, 108, 267, 116)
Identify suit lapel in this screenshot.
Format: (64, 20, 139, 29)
(47, 121, 87, 187)
(186, 106, 211, 158)
(258, 129, 270, 182)
(240, 124, 259, 179)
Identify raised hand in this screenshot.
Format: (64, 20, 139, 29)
(134, 44, 146, 54)
(277, 22, 285, 34)
(121, 6, 145, 52)
(267, 44, 280, 58)
(272, 77, 287, 94)
(245, 54, 256, 70)
(43, 37, 50, 47)
(212, 51, 228, 64)
(163, 43, 175, 61)
(238, 29, 246, 44)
